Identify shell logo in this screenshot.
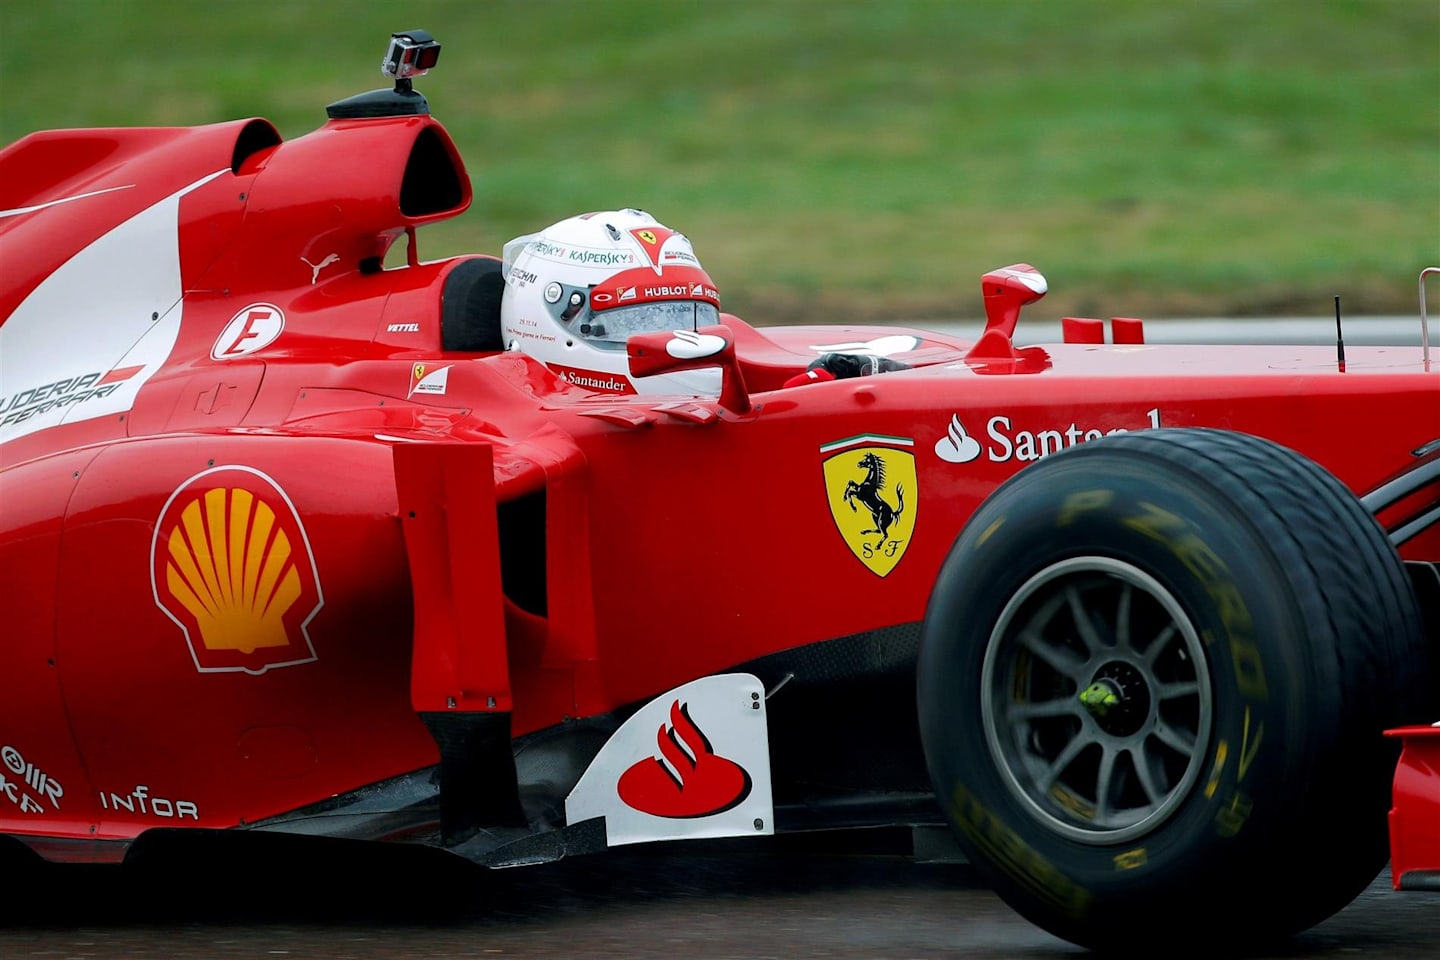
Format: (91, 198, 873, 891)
(151, 466, 322, 674)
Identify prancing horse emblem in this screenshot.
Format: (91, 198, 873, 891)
(845, 453, 905, 545)
(821, 435, 918, 577)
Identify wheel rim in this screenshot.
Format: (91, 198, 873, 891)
(980, 557, 1213, 844)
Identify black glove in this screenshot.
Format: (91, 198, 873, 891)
(809, 352, 911, 379)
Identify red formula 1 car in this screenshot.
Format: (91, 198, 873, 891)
(1, 31, 1437, 953)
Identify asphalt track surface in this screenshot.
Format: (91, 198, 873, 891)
(1, 829, 1437, 959)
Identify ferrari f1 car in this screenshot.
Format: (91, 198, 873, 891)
(1, 31, 1436, 954)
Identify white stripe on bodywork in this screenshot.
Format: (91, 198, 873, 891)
(0, 184, 136, 220)
(0, 170, 225, 446)
(805, 334, 921, 357)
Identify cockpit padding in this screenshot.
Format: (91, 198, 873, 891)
(441, 256, 505, 352)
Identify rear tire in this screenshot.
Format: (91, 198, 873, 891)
(918, 428, 1428, 954)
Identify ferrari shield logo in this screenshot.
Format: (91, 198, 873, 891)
(821, 434, 917, 577)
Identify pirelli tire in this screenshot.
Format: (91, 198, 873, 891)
(917, 428, 1430, 954)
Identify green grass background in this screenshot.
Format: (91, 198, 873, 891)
(3, 0, 1436, 322)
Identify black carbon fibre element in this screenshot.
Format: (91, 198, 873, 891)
(511, 718, 613, 831)
(773, 792, 940, 833)
(420, 712, 526, 846)
(731, 623, 935, 805)
(1408, 562, 1440, 716)
(469, 815, 607, 868)
(326, 86, 430, 119)
(242, 768, 439, 842)
(1361, 449, 1440, 546)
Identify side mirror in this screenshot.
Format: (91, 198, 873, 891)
(967, 263, 1048, 360)
(627, 325, 752, 415)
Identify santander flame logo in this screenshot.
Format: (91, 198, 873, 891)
(934, 413, 982, 463)
(616, 700, 752, 818)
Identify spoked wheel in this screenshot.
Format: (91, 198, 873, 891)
(918, 428, 1430, 955)
(982, 557, 1213, 845)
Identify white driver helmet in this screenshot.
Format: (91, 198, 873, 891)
(500, 209, 723, 395)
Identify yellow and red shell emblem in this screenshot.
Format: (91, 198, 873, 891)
(151, 466, 322, 674)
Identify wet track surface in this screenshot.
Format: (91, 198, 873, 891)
(2, 831, 1437, 959)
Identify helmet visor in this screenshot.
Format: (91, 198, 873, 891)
(582, 300, 721, 345)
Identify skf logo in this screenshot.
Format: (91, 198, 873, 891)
(211, 304, 284, 360)
(821, 434, 918, 577)
(617, 700, 752, 818)
(151, 466, 322, 674)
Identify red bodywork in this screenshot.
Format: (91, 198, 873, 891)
(1388, 725, 1440, 890)
(1, 79, 1437, 869)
